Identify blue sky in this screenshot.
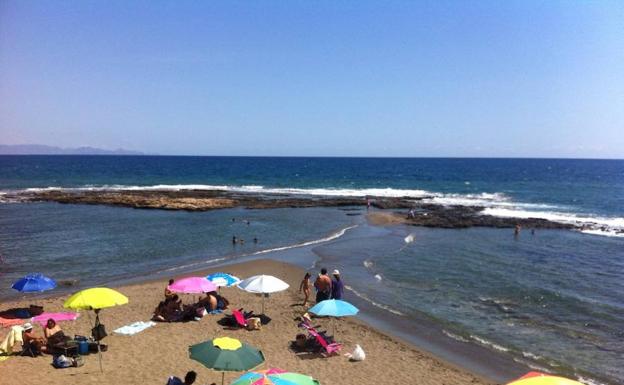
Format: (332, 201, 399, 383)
(1, 1, 623, 157)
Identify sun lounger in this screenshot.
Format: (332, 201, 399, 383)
(307, 328, 342, 356)
(232, 309, 248, 328)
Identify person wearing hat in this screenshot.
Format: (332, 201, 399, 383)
(22, 322, 46, 356)
(331, 269, 344, 300)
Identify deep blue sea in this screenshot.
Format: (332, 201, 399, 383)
(0, 156, 623, 384)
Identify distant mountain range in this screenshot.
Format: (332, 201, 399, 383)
(0, 144, 145, 155)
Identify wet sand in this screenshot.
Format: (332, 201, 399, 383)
(0, 259, 493, 385)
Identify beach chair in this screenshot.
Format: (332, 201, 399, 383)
(307, 328, 342, 357)
(232, 309, 248, 328)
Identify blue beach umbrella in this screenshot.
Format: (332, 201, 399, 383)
(206, 272, 241, 287)
(12, 273, 57, 293)
(309, 299, 359, 317)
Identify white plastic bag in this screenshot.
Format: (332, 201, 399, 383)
(346, 344, 366, 361)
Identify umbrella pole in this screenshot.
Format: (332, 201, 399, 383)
(261, 294, 265, 314)
(221, 371, 225, 385)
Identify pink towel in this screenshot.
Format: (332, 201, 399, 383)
(32, 312, 79, 325)
(0, 316, 24, 328)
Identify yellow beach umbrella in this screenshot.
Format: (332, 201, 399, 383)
(63, 287, 128, 310)
(64, 287, 128, 372)
(508, 372, 583, 385)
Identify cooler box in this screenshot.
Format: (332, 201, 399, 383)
(78, 340, 89, 355)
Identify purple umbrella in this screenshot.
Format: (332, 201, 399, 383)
(168, 277, 217, 294)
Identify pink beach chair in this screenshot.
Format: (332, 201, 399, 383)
(307, 328, 342, 356)
(232, 309, 248, 328)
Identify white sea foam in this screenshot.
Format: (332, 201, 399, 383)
(250, 225, 357, 256)
(470, 335, 510, 352)
(577, 375, 609, 385)
(374, 274, 382, 281)
(521, 351, 543, 360)
(22, 184, 434, 198)
(363, 260, 374, 269)
(442, 329, 469, 343)
(344, 285, 404, 316)
(481, 208, 624, 237)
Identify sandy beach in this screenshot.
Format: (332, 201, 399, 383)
(0, 259, 493, 385)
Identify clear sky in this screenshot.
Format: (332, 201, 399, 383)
(1, 1, 623, 158)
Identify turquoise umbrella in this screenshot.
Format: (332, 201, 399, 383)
(308, 299, 358, 317)
(308, 299, 359, 337)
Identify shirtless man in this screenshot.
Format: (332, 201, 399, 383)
(313, 268, 332, 303)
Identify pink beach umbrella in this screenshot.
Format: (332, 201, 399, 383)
(168, 277, 217, 294)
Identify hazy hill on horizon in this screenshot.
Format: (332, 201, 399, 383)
(0, 144, 144, 155)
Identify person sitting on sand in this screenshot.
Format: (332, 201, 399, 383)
(299, 272, 311, 306)
(314, 268, 332, 303)
(331, 270, 344, 300)
(165, 279, 175, 299)
(22, 323, 46, 356)
(167, 370, 197, 385)
(199, 291, 229, 312)
(44, 319, 71, 351)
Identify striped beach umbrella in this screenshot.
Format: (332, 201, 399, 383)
(206, 272, 241, 287)
(231, 368, 320, 385)
(507, 372, 584, 385)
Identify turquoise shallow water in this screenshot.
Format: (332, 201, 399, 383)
(1, 156, 623, 384)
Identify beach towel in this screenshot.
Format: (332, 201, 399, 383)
(32, 312, 80, 325)
(0, 325, 24, 355)
(114, 321, 156, 336)
(0, 316, 25, 328)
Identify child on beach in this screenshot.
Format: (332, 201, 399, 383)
(299, 273, 311, 307)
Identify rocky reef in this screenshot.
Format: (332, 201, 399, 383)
(10, 188, 574, 230)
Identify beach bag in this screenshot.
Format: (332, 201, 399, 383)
(53, 354, 73, 368)
(246, 317, 261, 331)
(91, 323, 107, 341)
(349, 344, 366, 361)
(73, 355, 85, 367)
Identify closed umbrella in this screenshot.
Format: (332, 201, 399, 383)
(189, 337, 264, 385)
(238, 275, 289, 314)
(64, 287, 129, 372)
(12, 273, 56, 293)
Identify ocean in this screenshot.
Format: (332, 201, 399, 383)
(0, 156, 623, 384)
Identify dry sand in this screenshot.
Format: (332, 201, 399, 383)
(0, 259, 493, 385)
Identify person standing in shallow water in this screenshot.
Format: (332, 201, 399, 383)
(314, 268, 332, 303)
(331, 269, 344, 300)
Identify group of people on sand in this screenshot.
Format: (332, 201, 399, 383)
(20, 318, 70, 357)
(152, 279, 230, 322)
(299, 268, 344, 307)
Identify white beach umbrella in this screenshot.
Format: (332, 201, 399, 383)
(238, 275, 289, 314)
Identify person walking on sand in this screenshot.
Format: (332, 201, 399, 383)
(314, 268, 332, 303)
(331, 269, 344, 300)
(299, 272, 312, 306)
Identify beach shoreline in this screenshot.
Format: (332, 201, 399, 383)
(0, 258, 497, 385)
